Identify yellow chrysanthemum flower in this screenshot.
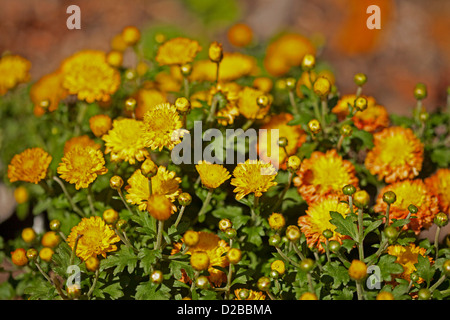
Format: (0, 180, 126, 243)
(258, 113, 307, 169)
(63, 135, 101, 155)
(268, 212, 286, 231)
(0, 54, 31, 95)
(425, 168, 450, 214)
(171, 231, 230, 287)
(30, 70, 68, 114)
(89, 114, 112, 137)
(387, 243, 433, 283)
(8, 148, 52, 184)
(298, 196, 351, 252)
(155, 37, 202, 66)
(60, 50, 120, 103)
(189, 52, 258, 83)
(125, 167, 181, 211)
(195, 161, 231, 189)
(237, 86, 270, 120)
(293, 149, 359, 204)
(234, 289, 266, 300)
(57, 146, 108, 190)
(331, 94, 376, 120)
(365, 127, 424, 183)
(374, 179, 439, 234)
(230, 159, 278, 201)
(102, 118, 149, 164)
(66, 216, 120, 261)
(142, 103, 183, 151)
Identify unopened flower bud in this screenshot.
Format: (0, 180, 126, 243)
(301, 54, 316, 71)
(285, 77, 296, 90)
(178, 192, 192, 206)
(313, 77, 331, 97)
(354, 73, 367, 86)
(353, 190, 370, 208)
(287, 155, 301, 171)
(414, 83, 427, 100)
(355, 97, 368, 111)
(208, 41, 223, 63)
(308, 119, 321, 134)
(110, 175, 124, 190)
(175, 97, 191, 113)
(434, 212, 449, 227)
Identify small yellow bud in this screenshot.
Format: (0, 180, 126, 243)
(175, 97, 191, 113)
(208, 41, 223, 63)
(85, 256, 100, 272)
(121, 26, 141, 46)
(313, 77, 331, 97)
(180, 63, 193, 76)
(353, 190, 370, 209)
(147, 194, 173, 221)
(14, 186, 29, 204)
(41, 231, 60, 248)
(301, 54, 316, 71)
(21, 228, 36, 243)
(106, 50, 123, 68)
(348, 259, 368, 281)
(268, 213, 286, 231)
(299, 292, 318, 300)
(219, 218, 233, 232)
(355, 97, 368, 111)
(227, 248, 242, 264)
(125, 97, 137, 111)
(183, 230, 199, 247)
(287, 155, 301, 171)
(39, 247, 54, 262)
(141, 159, 158, 178)
(308, 119, 321, 134)
(103, 209, 119, 225)
(109, 175, 124, 190)
(271, 260, 286, 275)
(285, 77, 296, 90)
(190, 251, 210, 271)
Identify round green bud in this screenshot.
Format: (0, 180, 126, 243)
(340, 124, 353, 137)
(26, 248, 38, 261)
(434, 212, 449, 227)
(353, 190, 370, 208)
(408, 204, 418, 214)
(355, 97, 368, 111)
(257, 276, 271, 291)
(299, 258, 315, 273)
(384, 226, 398, 240)
(442, 260, 450, 277)
(49, 219, 61, 232)
(322, 229, 333, 240)
(150, 270, 164, 284)
(116, 219, 128, 231)
(328, 240, 341, 253)
(238, 289, 250, 300)
(418, 288, 431, 300)
(178, 192, 192, 207)
(342, 184, 356, 196)
(354, 73, 367, 86)
(195, 275, 210, 290)
(278, 137, 288, 148)
(414, 83, 427, 100)
(382, 191, 397, 205)
(225, 228, 237, 239)
(410, 272, 420, 283)
(269, 269, 280, 280)
(285, 77, 296, 90)
(268, 234, 281, 247)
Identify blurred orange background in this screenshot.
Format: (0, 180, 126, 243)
(0, 0, 449, 115)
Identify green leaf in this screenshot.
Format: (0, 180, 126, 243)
(135, 281, 171, 300)
(211, 205, 249, 230)
(322, 261, 350, 289)
(170, 257, 195, 280)
(329, 211, 358, 240)
(138, 248, 161, 274)
(363, 219, 382, 238)
(23, 278, 58, 300)
(352, 128, 374, 149)
(0, 282, 15, 300)
(242, 225, 265, 246)
(430, 148, 450, 167)
(101, 245, 138, 275)
(377, 254, 404, 282)
(415, 254, 435, 284)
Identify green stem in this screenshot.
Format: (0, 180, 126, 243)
(325, 239, 331, 263)
(430, 274, 447, 293)
(206, 94, 219, 124)
(241, 119, 254, 131)
(271, 170, 293, 212)
(356, 280, 365, 300)
(173, 205, 186, 228)
(275, 246, 301, 269)
(53, 176, 85, 217)
(337, 135, 345, 152)
(434, 225, 441, 260)
(357, 208, 364, 261)
(183, 75, 190, 99)
(320, 98, 327, 129)
(288, 90, 299, 115)
(34, 261, 53, 284)
(117, 188, 133, 214)
(198, 188, 213, 220)
(384, 203, 391, 228)
(307, 273, 315, 293)
(155, 220, 164, 251)
(293, 242, 305, 260)
(70, 234, 83, 266)
(87, 268, 99, 299)
(87, 185, 96, 216)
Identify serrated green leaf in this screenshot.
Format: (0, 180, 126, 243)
(377, 254, 404, 282)
(101, 245, 138, 275)
(138, 248, 161, 274)
(415, 254, 435, 284)
(323, 261, 350, 289)
(135, 281, 171, 300)
(329, 211, 358, 240)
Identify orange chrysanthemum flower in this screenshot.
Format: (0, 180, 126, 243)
(387, 244, 433, 283)
(352, 104, 390, 133)
(8, 148, 52, 184)
(258, 113, 307, 169)
(365, 127, 424, 183)
(298, 196, 351, 252)
(57, 146, 108, 190)
(425, 168, 450, 214)
(331, 94, 376, 120)
(155, 37, 202, 66)
(171, 231, 230, 287)
(66, 216, 120, 261)
(30, 70, 68, 114)
(293, 149, 358, 204)
(374, 179, 439, 234)
(234, 289, 266, 300)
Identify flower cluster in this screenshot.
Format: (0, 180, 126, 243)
(1, 22, 450, 302)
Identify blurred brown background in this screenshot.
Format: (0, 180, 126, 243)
(1, 0, 449, 115)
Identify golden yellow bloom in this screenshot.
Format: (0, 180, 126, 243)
(142, 103, 183, 151)
(237, 86, 270, 120)
(155, 37, 202, 66)
(264, 33, 316, 77)
(365, 127, 424, 183)
(66, 216, 120, 261)
(63, 135, 101, 155)
(298, 196, 351, 252)
(41, 231, 60, 248)
(189, 53, 258, 83)
(57, 146, 108, 190)
(234, 289, 266, 300)
(195, 160, 231, 189)
(21, 228, 36, 243)
(374, 179, 439, 234)
(172, 231, 230, 287)
(387, 244, 433, 283)
(39, 247, 54, 263)
(0, 54, 31, 95)
(376, 291, 395, 300)
(253, 77, 273, 93)
(227, 23, 253, 47)
(293, 149, 359, 204)
(425, 169, 450, 214)
(102, 118, 149, 164)
(230, 159, 278, 201)
(147, 194, 174, 221)
(8, 148, 52, 184)
(89, 114, 112, 137)
(348, 260, 367, 280)
(30, 70, 68, 113)
(125, 167, 181, 211)
(60, 50, 120, 103)
(268, 212, 286, 230)
(110, 33, 128, 52)
(258, 113, 307, 170)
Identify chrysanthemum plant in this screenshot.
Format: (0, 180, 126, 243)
(1, 24, 450, 301)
